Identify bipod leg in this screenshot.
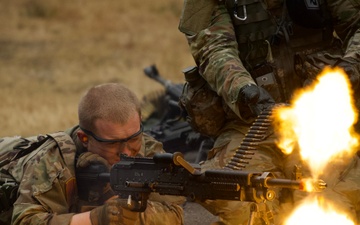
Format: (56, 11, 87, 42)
(247, 202, 274, 225)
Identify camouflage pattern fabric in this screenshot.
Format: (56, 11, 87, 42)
(298, 0, 360, 91)
(180, 1, 257, 122)
(10, 132, 77, 225)
(137, 200, 184, 225)
(10, 126, 184, 225)
(179, 0, 360, 224)
(140, 89, 166, 122)
(179, 0, 360, 104)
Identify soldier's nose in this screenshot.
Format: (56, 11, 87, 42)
(121, 147, 133, 157)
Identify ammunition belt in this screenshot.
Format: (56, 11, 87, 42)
(225, 105, 277, 170)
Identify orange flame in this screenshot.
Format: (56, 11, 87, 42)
(273, 67, 359, 177)
(272, 67, 359, 224)
(284, 197, 354, 225)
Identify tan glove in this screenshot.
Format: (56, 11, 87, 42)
(90, 198, 139, 225)
(76, 152, 111, 170)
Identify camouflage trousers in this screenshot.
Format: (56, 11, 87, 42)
(198, 124, 285, 225)
(137, 196, 185, 225)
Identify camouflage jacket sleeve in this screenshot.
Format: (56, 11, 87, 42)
(344, 28, 360, 62)
(11, 138, 77, 225)
(139, 133, 166, 157)
(179, 1, 256, 114)
(327, 0, 360, 62)
(137, 133, 185, 225)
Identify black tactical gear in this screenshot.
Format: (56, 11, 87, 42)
(286, 0, 331, 29)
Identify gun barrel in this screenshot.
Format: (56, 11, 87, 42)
(264, 178, 301, 189)
(263, 177, 327, 192)
(126, 181, 146, 188)
(298, 179, 327, 192)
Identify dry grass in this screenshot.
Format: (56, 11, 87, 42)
(0, 0, 195, 136)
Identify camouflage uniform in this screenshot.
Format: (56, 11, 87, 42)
(179, 0, 360, 104)
(179, 0, 360, 224)
(10, 126, 184, 225)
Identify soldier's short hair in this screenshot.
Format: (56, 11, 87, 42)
(78, 83, 141, 131)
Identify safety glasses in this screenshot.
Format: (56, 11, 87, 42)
(80, 123, 143, 144)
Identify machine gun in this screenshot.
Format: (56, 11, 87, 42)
(76, 152, 327, 212)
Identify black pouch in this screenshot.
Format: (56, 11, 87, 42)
(250, 63, 285, 102)
(179, 66, 226, 138)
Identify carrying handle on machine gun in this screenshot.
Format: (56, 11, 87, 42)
(154, 152, 201, 176)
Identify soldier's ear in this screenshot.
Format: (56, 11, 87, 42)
(82, 136, 88, 142)
(77, 131, 88, 144)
